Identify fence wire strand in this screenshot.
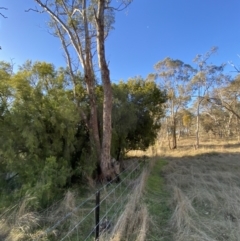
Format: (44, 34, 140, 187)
(35, 159, 144, 241)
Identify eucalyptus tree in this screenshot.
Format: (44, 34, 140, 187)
(176, 109, 194, 138)
(207, 74, 240, 139)
(211, 75, 240, 119)
(199, 95, 229, 138)
(31, 0, 132, 180)
(192, 47, 225, 148)
(155, 58, 194, 149)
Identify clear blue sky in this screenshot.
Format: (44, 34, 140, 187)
(1, 0, 240, 81)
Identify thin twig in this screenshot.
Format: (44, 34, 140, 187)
(0, 7, 8, 18)
(25, 8, 45, 13)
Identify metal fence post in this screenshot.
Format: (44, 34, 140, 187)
(95, 190, 100, 240)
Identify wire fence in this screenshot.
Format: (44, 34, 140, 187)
(35, 159, 145, 241)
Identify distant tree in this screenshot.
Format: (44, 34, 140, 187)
(210, 75, 240, 120)
(155, 58, 194, 149)
(191, 47, 225, 148)
(177, 109, 194, 137)
(200, 100, 228, 138)
(205, 74, 240, 140)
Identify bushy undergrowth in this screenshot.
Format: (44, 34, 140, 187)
(0, 159, 144, 241)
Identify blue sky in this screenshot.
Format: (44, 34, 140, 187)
(1, 0, 240, 81)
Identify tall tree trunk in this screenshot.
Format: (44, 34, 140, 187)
(226, 112, 233, 137)
(171, 97, 177, 149)
(195, 101, 200, 149)
(96, 0, 113, 179)
(83, 0, 101, 158)
(86, 72, 101, 159)
(55, 22, 101, 158)
(34, 0, 102, 159)
(172, 118, 177, 149)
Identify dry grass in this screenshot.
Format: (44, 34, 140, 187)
(163, 152, 240, 241)
(0, 160, 145, 241)
(109, 167, 149, 241)
(148, 137, 240, 241)
(129, 136, 240, 158)
(128, 137, 240, 240)
(0, 191, 83, 241)
(0, 196, 40, 241)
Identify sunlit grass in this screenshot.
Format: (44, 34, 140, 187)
(144, 159, 173, 241)
(132, 137, 240, 240)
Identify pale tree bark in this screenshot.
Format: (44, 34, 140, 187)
(32, 0, 132, 181)
(81, 0, 101, 158)
(237, 117, 240, 142)
(95, 0, 113, 179)
(195, 99, 200, 149)
(171, 98, 177, 149)
(55, 23, 88, 125)
(192, 47, 224, 149)
(226, 113, 233, 137)
(34, 0, 101, 159)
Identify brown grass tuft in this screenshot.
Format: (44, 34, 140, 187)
(128, 137, 240, 240)
(0, 196, 40, 241)
(161, 141, 240, 241)
(109, 168, 149, 241)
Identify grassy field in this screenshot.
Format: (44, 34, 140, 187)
(2, 137, 240, 241)
(143, 138, 240, 241)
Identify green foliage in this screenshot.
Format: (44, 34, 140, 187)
(0, 61, 92, 208)
(0, 60, 166, 210)
(155, 57, 195, 112)
(111, 77, 167, 159)
(0, 61, 12, 116)
(21, 156, 71, 208)
(181, 109, 193, 127)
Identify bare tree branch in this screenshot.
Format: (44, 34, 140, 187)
(105, 0, 132, 11)
(228, 60, 240, 73)
(207, 97, 240, 120)
(25, 8, 44, 13)
(0, 7, 8, 18)
(33, 0, 85, 68)
(55, 22, 89, 127)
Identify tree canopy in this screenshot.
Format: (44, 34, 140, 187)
(0, 61, 166, 208)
